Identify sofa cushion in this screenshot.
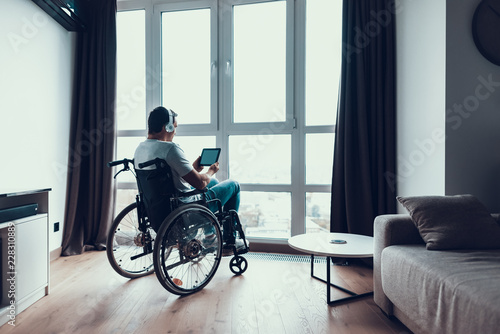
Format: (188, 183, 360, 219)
(396, 194, 500, 250)
(381, 245, 500, 334)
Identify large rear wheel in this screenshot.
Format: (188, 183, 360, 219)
(153, 204, 222, 295)
(106, 202, 155, 278)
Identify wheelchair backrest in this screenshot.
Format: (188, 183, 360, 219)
(135, 158, 177, 232)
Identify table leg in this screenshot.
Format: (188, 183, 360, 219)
(310, 255, 373, 306)
(326, 256, 331, 303)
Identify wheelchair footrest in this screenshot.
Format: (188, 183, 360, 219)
(221, 238, 249, 257)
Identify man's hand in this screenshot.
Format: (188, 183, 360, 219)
(207, 162, 219, 175)
(193, 156, 203, 173)
(183, 162, 219, 190)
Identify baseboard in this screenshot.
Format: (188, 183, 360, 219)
(50, 247, 62, 262)
(247, 241, 305, 255)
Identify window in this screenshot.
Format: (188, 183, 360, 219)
(306, 192, 331, 233)
(229, 134, 291, 184)
(115, 9, 146, 208)
(240, 191, 291, 239)
(174, 136, 216, 163)
(115, 0, 341, 243)
(305, 0, 342, 126)
(116, 9, 146, 131)
(233, 2, 287, 123)
(306, 133, 334, 185)
(161, 9, 211, 124)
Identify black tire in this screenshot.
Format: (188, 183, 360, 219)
(106, 202, 155, 278)
(229, 256, 248, 275)
(153, 204, 222, 295)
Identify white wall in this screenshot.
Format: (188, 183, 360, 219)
(395, 0, 446, 210)
(0, 0, 74, 252)
(445, 0, 500, 212)
(396, 0, 500, 213)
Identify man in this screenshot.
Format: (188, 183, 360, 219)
(134, 106, 246, 254)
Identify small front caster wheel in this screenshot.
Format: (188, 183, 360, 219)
(229, 255, 248, 275)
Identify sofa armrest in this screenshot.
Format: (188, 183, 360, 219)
(373, 214, 424, 315)
(374, 214, 424, 248)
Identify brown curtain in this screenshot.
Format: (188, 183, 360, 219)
(330, 0, 397, 236)
(62, 0, 117, 256)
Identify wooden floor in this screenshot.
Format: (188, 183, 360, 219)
(2, 251, 411, 334)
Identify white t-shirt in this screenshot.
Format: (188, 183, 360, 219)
(134, 139, 193, 193)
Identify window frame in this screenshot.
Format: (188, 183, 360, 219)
(116, 0, 337, 245)
(153, 0, 219, 133)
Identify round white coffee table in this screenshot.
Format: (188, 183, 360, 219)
(288, 232, 374, 305)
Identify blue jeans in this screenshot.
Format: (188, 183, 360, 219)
(203, 178, 240, 240)
(204, 178, 240, 213)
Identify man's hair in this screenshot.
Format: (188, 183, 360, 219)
(148, 106, 170, 134)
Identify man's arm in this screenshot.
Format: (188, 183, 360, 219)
(182, 162, 219, 190)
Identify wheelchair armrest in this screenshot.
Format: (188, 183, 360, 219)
(206, 198, 222, 214)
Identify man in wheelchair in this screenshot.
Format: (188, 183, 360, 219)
(134, 106, 248, 256)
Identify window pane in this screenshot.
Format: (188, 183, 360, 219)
(305, 0, 342, 126)
(240, 191, 291, 239)
(233, 1, 286, 123)
(116, 10, 146, 130)
(174, 136, 216, 165)
(229, 135, 291, 184)
(305, 192, 330, 233)
(161, 9, 211, 124)
(116, 136, 144, 183)
(116, 189, 138, 216)
(306, 133, 334, 184)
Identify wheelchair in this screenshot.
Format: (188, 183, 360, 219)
(106, 157, 249, 295)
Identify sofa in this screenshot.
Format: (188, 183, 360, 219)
(373, 195, 500, 334)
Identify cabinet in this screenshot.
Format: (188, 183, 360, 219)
(0, 189, 51, 327)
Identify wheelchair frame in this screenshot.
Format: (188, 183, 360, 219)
(106, 157, 249, 295)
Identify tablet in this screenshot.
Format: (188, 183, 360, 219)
(199, 148, 221, 166)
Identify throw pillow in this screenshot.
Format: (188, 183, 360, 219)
(396, 194, 500, 250)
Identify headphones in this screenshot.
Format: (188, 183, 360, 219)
(165, 109, 178, 133)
